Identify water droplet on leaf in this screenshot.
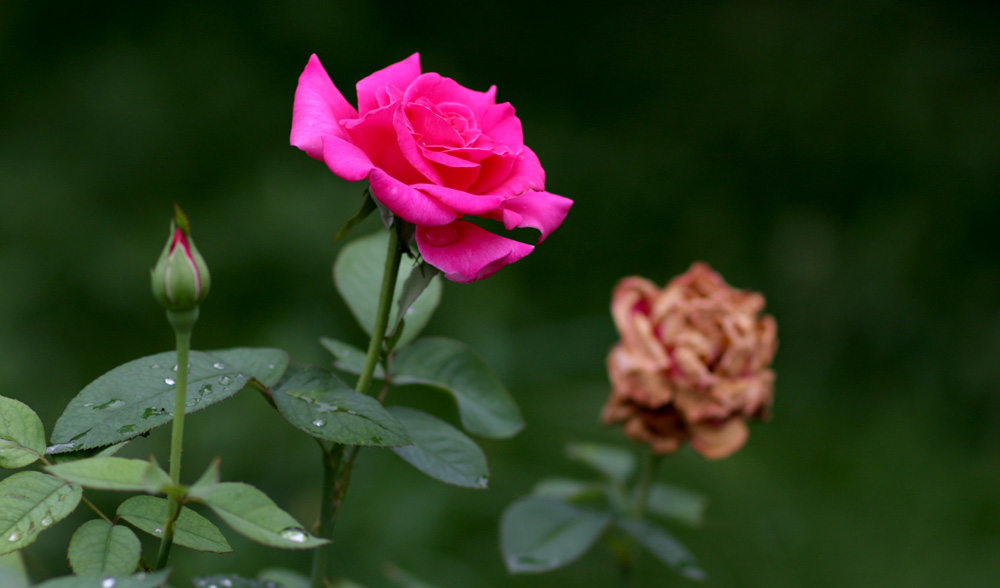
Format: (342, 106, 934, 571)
(165, 377, 176, 386)
(102, 578, 117, 588)
(7, 530, 21, 542)
(219, 375, 232, 385)
(154, 528, 163, 534)
(40, 515, 54, 527)
(212, 362, 225, 370)
(280, 527, 308, 543)
(312, 419, 324, 427)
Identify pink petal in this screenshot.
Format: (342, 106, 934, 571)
(416, 221, 534, 283)
(488, 146, 546, 197)
(345, 104, 427, 184)
(369, 169, 456, 226)
(500, 190, 573, 242)
(404, 74, 497, 119)
(391, 107, 442, 184)
(412, 183, 505, 216)
(321, 136, 374, 181)
(405, 102, 464, 147)
(356, 53, 422, 114)
(466, 149, 516, 194)
(479, 102, 523, 148)
(290, 55, 359, 160)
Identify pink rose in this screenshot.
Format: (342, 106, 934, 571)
(290, 53, 573, 282)
(602, 264, 778, 459)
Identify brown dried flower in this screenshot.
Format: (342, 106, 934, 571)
(602, 263, 777, 459)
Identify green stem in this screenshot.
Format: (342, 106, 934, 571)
(155, 309, 196, 570)
(618, 451, 663, 587)
(355, 228, 402, 397)
(311, 228, 403, 588)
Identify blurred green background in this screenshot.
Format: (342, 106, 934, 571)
(2, 0, 998, 586)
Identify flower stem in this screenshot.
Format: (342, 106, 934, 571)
(617, 451, 662, 587)
(311, 228, 403, 588)
(155, 309, 197, 570)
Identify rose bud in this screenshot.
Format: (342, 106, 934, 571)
(602, 263, 777, 459)
(150, 207, 210, 312)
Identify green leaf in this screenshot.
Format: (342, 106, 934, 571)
(0, 471, 82, 555)
(187, 458, 221, 500)
(393, 338, 523, 439)
(200, 482, 328, 549)
(272, 366, 409, 447)
(500, 497, 611, 574)
(565, 443, 636, 484)
(49, 349, 287, 453)
(193, 575, 273, 588)
(0, 396, 46, 469)
(384, 563, 443, 588)
(48, 441, 132, 464)
(641, 483, 708, 528)
(389, 260, 441, 346)
(616, 518, 706, 581)
(0, 551, 29, 588)
(334, 230, 442, 348)
(46, 457, 172, 493)
(208, 347, 290, 389)
(35, 569, 171, 588)
(329, 581, 369, 588)
(333, 190, 377, 242)
(387, 406, 488, 488)
(531, 478, 605, 503)
(257, 568, 310, 588)
(319, 337, 384, 378)
(117, 496, 231, 553)
(67, 519, 140, 576)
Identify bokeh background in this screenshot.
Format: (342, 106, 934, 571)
(2, 1, 999, 586)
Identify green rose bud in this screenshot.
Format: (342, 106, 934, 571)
(151, 207, 210, 313)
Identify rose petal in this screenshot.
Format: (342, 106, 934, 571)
(416, 221, 534, 283)
(290, 54, 359, 160)
(500, 190, 573, 242)
(404, 73, 497, 119)
(321, 136, 374, 181)
(369, 169, 456, 226)
(689, 418, 749, 459)
(480, 102, 523, 148)
(391, 107, 442, 184)
(412, 183, 504, 216)
(466, 149, 517, 194)
(345, 104, 427, 184)
(405, 102, 464, 147)
(488, 146, 546, 197)
(356, 53, 422, 114)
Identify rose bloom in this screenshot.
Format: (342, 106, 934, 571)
(602, 263, 777, 459)
(290, 53, 573, 282)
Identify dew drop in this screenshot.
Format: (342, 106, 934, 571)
(154, 527, 163, 535)
(83, 402, 93, 408)
(212, 362, 226, 370)
(40, 515, 54, 527)
(219, 375, 232, 385)
(199, 385, 214, 396)
(164, 377, 176, 386)
(312, 419, 325, 427)
(347, 410, 358, 415)
(267, 364, 275, 369)
(46, 443, 77, 454)
(101, 578, 117, 588)
(172, 364, 179, 372)
(476, 475, 489, 487)
(280, 527, 308, 543)
(7, 530, 21, 542)
(220, 580, 233, 588)
(150, 363, 160, 369)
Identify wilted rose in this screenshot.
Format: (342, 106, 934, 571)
(602, 263, 777, 459)
(290, 53, 572, 282)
